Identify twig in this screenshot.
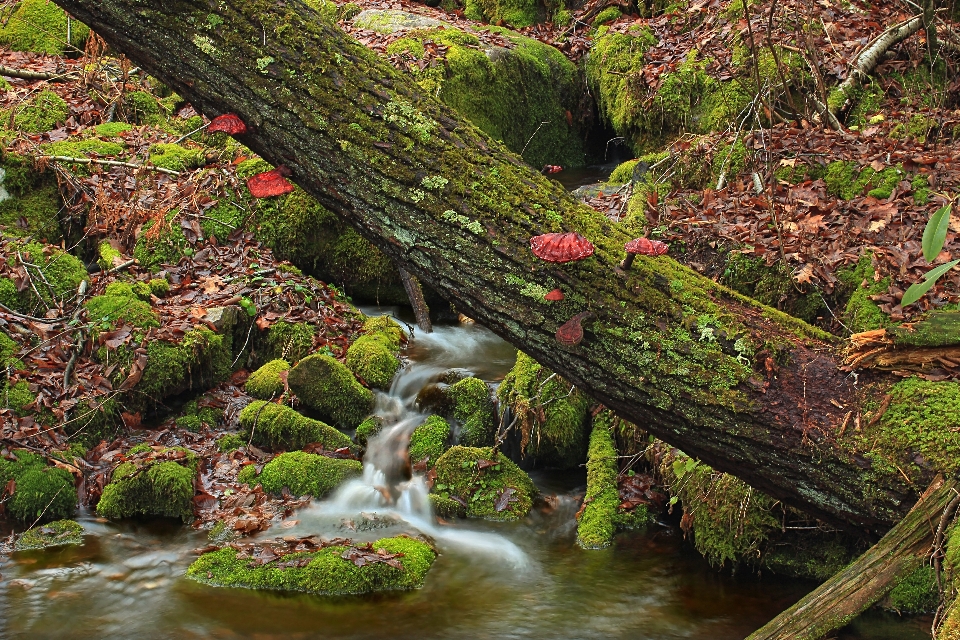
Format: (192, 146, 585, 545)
(520, 121, 550, 160)
(0, 64, 79, 82)
(107, 258, 136, 273)
(39, 155, 181, 176)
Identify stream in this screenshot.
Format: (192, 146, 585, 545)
(0, 312, 933, 639)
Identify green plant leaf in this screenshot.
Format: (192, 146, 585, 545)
(902, 259, 960, 306)
(922, 204, 952, 262)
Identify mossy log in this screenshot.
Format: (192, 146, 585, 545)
(748, 476, 957, 640)
(845, 311, 960, 374)
(54, 0, 935, 532)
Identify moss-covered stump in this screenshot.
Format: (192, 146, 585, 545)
(96, 448, 198, 522)
(408, 415, 450, 468)
(0, 450, 76, 523)
(237, 450, 361, 498)
(354, 11, 585, 169)
(576, 412, 652, 549)
(14, 519, 84, 551)
(0, 0, 89, 54)
(186, 535, 436, 595)
(447, 376, 497, 447)
(238, 400, 353, 451)
(345, 315, 403, 389)
(245, 359, 290, 399)
(287, 354, 373, 429)
(0, 237, 87, 315)
(432, 446, 536, 520)
(498, 351, 589, 468)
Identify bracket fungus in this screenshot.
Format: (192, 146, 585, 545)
(247, 165, 295, 198)
(555, 311, 595, 346)
(530, 232, 595, 263)
(544, 288, 564, 302)
(620, 238, 668, 270)
(208, 113, 247, 135)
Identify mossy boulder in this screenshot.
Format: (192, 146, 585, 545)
(345, 316, 403, 389)
(287, 354, 373, 429)
(239, 450, 361, 498)
(0, 0, 89, 55)
(186, 535, 436, 595)
(498, 351, 589, 468)
(14, 519, 84, 550)
(245, 359, 290, 399)
(356, 12, 585, 168)
(259, 321, 315, 365)
(408, 415, 450, 468)
(0, 238, 87, 315)
(355, 415, 383, 448)
(432, 446, 536, 521)
(96, 448, 197, 522)
(462, 0, 537, 29)
(11, 89, 69, 134)
(149, 143, 204, 171)
(238, 400, 353, 451)
(0, 153, 62, 242)
(85, 283, 159, 329)
(0, 450, 76, 522)
(448, 376, 497, 447)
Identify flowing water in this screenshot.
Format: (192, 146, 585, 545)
(0, 312, 932, 639)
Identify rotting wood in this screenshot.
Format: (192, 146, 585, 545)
(398, 267, 432, 333)
(748, 476, 958, 640)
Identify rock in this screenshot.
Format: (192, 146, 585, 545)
(432, 446, 536, 520)
(287, 354, 373, 429)
(239, 451, 361, 498)
(238, 401, 353, 451)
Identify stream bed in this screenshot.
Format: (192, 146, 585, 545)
(0, 315, 933, 639)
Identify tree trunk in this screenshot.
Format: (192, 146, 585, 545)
(748, 476, 957, 640)
(53, 0, 923, 532)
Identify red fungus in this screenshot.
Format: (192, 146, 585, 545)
(544, 288, 564, 301)
(555, 311, 594, 346)
(530, 232, 594, 263)
(208, 113, 247, 135)
(620, 237, 668, 269)
(247, 166, 295, 198)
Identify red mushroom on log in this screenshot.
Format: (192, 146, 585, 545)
(544, 288, 564, 301)
(620, 237, 668, 270)
(208, 113, 247, 135)
(555, 311, 595, 346)
(530, 232, 595, 263)
(247, 165, 295, 198)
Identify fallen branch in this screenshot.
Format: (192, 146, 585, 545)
(747, 475, 957, 640)
(0, 64, 79, 82)
(398, 267, 432, 333)
(39, 155, 181, 176)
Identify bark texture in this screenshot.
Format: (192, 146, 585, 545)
(53, 0, 922, 531)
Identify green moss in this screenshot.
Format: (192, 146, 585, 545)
(148, 277, 170, 296)
(96, 450, 197, 522)
(175, 399, 223, 432)
(4, 380, 34, 413)
(14, 519, 84, 550)
(124, 90, 164, 125)
(885, 564, 938, 614)
(94, 122, 133, 137)
(497, 351, 589, 468)
(0, 239, 87, 315)
(591, 6, 621, 28)
(345, 317, 402, 389)
(0, 330, 22, 369)
(824, 161, 903, 201)
(287, 354, 373, 429)
(429, 493, 466, 518)
(186, 535, 436, 595)
(132, 212, 189, 271)
(0, 450, 76, 522)
(85, 291, 159, 329)
(245, 359, 290, 399)
(408, 415, 450, 467)
(12, 90, 68, 133)
(607, 159, 640, 184)
(837, 253, 890, 333)
(355, 415, 383, 448)
(149, 143, 204, 171)
(97, 241, 122, 271)
(0, 183, 61, 241)
(464, 0, 537, 28)
(242, 450, 361, 497)
(720, 253, 824, 325)
(216, 433, 247, 452)
(576, 411, 621, 549)
(42, 138, 124, 158)
(432, 446, 536, 520)
(262, 321, 315, 364)
(448, 376, 497, 447)
(238, 400, 353, 451)
(0, 0, 89, 55)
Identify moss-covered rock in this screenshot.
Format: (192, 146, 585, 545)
(238, 400, 353, 451)
(448, 376, 497, 447)
(720, 253, 824, 325)
(174, 398, 223, 432)
(186, 535, 436, 595)
(355, 415, 383, 448)
(497, 351, 589, 468)
(245, 359, 290, 399)
(0, 238, 87, 315)
(14, 519, 84, 550)
(0, 183, 62, 241)
(123, 90, 164, 125)
(432, 445, 536, 520)
(287, 354, 373, 429)
(240, 450, 361, 498)
(345, 316, 403, 389)
(357, 12, 585, 168)
(42, 138, 125, 158)
(408, 415, 450, 468)
(149, 143, 204, 171)
(0, 0, 89, 55)
(0, 450, 76, 522)
(95, 449, 197, 522)
(259, 320, 315, 365)
(11, 89, 69, 134)
(429, 493, 467, 519)
(216, 433, 247, 453)
(85, 284, 159, 329)
(463, 0, 537, 29)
